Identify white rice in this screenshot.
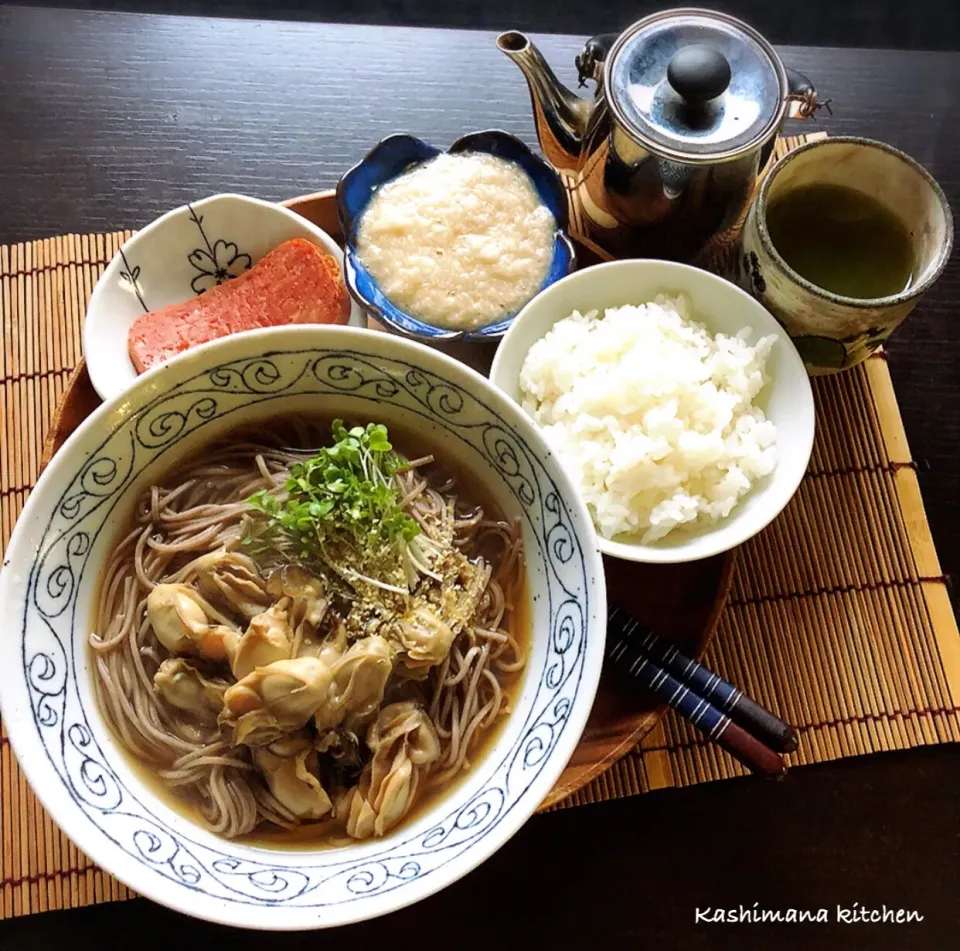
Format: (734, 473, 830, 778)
(518, 295, 778, 543)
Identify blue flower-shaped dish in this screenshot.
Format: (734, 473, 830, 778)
(336, 131, 576, 340)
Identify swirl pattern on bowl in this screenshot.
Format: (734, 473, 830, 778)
(1, 330, 604, 929)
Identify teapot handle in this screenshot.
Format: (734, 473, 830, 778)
(576, 33, 618, 87)
(785, 67, 828, 119)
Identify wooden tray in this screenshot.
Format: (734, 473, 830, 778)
(39, 190, 735, 810)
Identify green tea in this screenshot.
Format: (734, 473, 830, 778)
(765, 183, 915, 299)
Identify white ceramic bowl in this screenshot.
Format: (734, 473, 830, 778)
(83, 193, 365, 402)
(490, 260, 815, 564)
(0, 325, 606, 929)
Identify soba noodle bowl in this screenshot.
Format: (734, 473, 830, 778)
(90, 418, 527, 842)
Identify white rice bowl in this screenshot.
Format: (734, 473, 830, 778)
(518, 295, 778, 543)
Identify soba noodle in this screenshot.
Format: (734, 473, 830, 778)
(90, 422, 526, 841)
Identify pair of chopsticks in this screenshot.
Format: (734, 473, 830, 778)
(607, 606, 798, 778)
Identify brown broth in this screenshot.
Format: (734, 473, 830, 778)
(96, 416, 531, 849)
(121, 575, 529, 852)
(245, 582, 530, 851)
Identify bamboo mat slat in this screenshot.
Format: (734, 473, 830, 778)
(2, 193, 959, 918)
(0, 231, 137, 920)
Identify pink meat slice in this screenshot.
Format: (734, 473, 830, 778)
(127, 238, 350, 373)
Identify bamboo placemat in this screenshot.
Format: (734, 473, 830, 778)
(557, 356, 960, 802)
(2, 179, 959, 921)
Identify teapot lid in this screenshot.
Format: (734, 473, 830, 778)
(604, 9, 787, 162)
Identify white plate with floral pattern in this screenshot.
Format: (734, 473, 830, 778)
(83, 193, 365, 402)
(0, 324, 606, 929)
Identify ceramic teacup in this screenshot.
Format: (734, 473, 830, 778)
(736, 137, 953, 374)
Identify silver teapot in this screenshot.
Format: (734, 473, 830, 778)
(499, 8, 825, 262)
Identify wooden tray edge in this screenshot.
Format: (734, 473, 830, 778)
(538, 548, 736, 809)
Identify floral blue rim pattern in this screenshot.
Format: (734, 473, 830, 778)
(18, 345, 591, 910)
(336, 131, 576, 341)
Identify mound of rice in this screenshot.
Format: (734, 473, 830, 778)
(518, 295, 778, 543)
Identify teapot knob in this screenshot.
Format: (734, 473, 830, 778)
(667, 45, 731, 105)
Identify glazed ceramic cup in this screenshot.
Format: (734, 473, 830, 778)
(737, 137, 953, 374)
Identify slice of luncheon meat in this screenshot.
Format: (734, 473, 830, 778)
(127, 238, 351, 373)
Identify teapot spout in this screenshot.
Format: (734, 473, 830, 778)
(497, 31, 592, 173)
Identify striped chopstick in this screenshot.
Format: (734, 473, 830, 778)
(607, 608, 796, 779)
(609, 607, 799, 754)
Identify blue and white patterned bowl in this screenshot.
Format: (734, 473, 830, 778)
(336, 131, 576, 341)
(0, 325, 606, 929)
(83, 193, 366, 403)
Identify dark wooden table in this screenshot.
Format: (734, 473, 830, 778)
(1, 5, 958, 949)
